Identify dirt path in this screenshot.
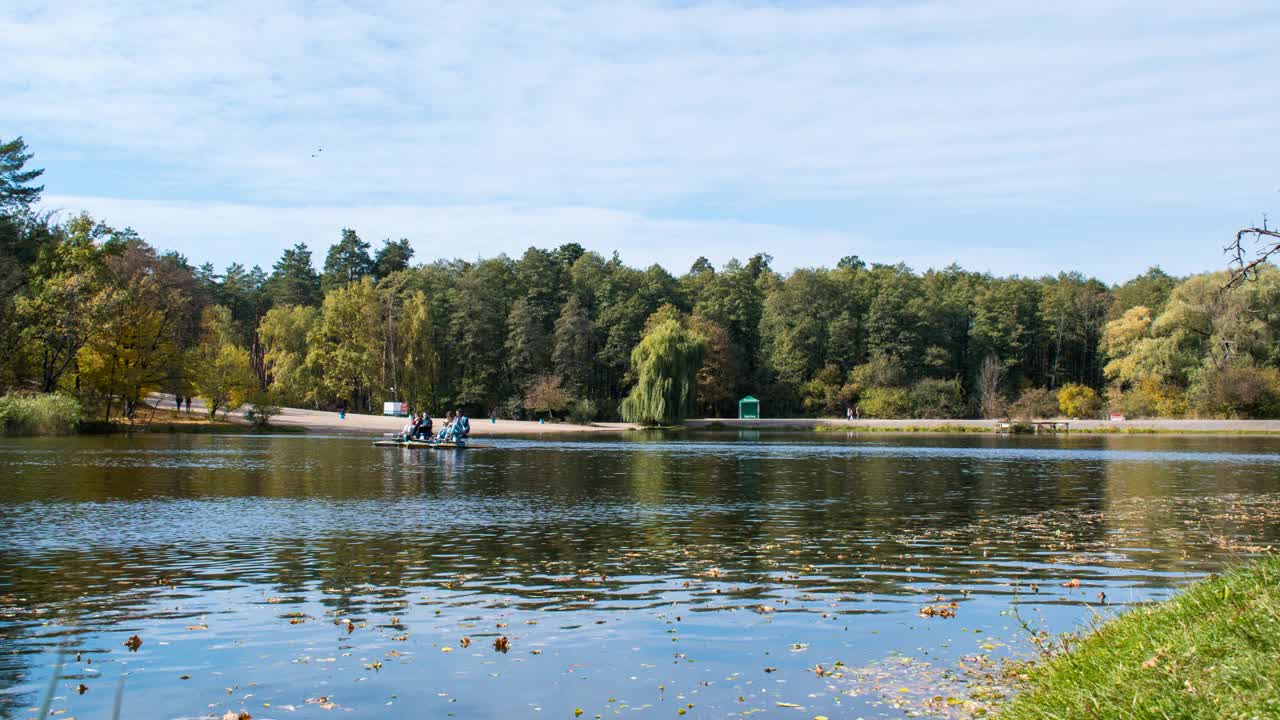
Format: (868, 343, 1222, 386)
(151, 394, 636, 436)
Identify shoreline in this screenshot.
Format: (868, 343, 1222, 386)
(686, 417, 1280, 435)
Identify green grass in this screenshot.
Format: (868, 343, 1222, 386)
(0, 392, 81, 435)
(1000, 554, 1280, 719)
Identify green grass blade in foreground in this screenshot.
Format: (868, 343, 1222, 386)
(1000, 554, 1280, 719)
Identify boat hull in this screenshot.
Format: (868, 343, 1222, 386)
(372, 440, 485, 449)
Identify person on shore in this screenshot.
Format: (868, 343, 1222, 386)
(845, 406, 852, 422)
(176, 394, 183, 411)
(185, 396, 192, 414)
(854, 404, 862, 421)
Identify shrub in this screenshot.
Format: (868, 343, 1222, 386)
(244, 392, 282, 431)
(1189, 366, 1280, 418)
(1058, 383, 1102, 419)
(0, 393, 82, 435)
(907, 377, 965, 418)
(1008, 387, 1059, 420)
(859, 386, 912, 418)
(1108, 377, 1187, 418)
(568, 398, 597, 425)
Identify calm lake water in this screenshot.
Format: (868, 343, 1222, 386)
(2, 432, 1278, 719)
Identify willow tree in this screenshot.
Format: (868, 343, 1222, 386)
(400, 290, 441, 411)
(620, 315, 705, 426)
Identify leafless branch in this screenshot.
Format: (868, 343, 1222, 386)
(1224, 226, 1280, 289)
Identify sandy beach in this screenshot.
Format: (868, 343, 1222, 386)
(151, 395, 1280, 436)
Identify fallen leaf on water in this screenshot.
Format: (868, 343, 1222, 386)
(441, 647, 453, 653)
(755, 605, 776, 614)
(221, 712, 251, 720)
(574, 709, 583, 717)
(305, 696, 338, 711)
(775, 702, 804, 709)
(763, 667, 777, 673)
(186, 624, 209, 631)
(494, 636, 510, 653)
(124, 635, 142, 651)
(1063, 579, 1081, 588)
(364, 661, 382, 671)
(76, 684, 88, 695)
(459, 637, 471, 648)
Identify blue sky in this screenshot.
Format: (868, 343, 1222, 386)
(4, 1, 1278, 282)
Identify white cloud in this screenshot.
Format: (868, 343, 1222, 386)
(7, 1, 1280, 279)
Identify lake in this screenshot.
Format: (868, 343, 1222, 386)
(1, 432, 1278, 719)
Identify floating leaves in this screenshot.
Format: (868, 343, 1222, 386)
(1063, 578, 1081, 588)
(493, 636, 510, 653)
(124, 635, 142, 651)
(305, 696, 339, 711)
(459, 637, 471, 648)
(919, 602, 958, 619)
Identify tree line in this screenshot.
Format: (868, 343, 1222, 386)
(3, 136, 1278, 424)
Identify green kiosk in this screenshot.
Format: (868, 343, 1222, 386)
(738, 395, 760, 419)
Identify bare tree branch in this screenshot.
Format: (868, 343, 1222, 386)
(1224, 226, 1280, 289)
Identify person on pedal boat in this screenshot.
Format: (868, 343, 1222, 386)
(453, 409, 471, 439)
(436, 411, 456, 442)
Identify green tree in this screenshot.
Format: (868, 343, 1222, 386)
(552, 294, 595, 398)
(505, 296, 550, 390)
(190, 305, 256, 419)
(620, 314, 706, 425)
(269, 243, 322, 307)
(449, 257, 516, 409)
(322, 228, 374, 291)
(373, 238, 414, 280)
(400, 290, 441, 412)
(307, 277, 383, 411)
(14, 214, 114, 392)
(259, 304, 320, 406)
(0, 137, 44, 213)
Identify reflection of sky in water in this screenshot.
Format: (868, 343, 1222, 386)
(0, 433, 1277, 719)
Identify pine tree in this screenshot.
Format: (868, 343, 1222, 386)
(322, 229, 374, 292)
(269, 243, 322, 307)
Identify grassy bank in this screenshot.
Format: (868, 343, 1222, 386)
(1001, 554, 1280, 719)
(0, 393, 80, 435)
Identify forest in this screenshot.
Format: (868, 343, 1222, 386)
(3, 136, 1279, 426)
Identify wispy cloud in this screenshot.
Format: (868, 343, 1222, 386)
(6, 1, 1280, 279)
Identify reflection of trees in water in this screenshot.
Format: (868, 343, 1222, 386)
(4, 435, 1280, 708)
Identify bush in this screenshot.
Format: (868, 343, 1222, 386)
(1008, 387, 1059, 420)
(859, 386, 912, 418)
(568, 398, 597, 425)
(1058, 383, 1102, 419)
(907, 377, 965, 418)
(1107, 377, 1187, 418)
(0, 392, 82, 435)
(1189, 366, 1280, 418)
(244, 392, 282, 431)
